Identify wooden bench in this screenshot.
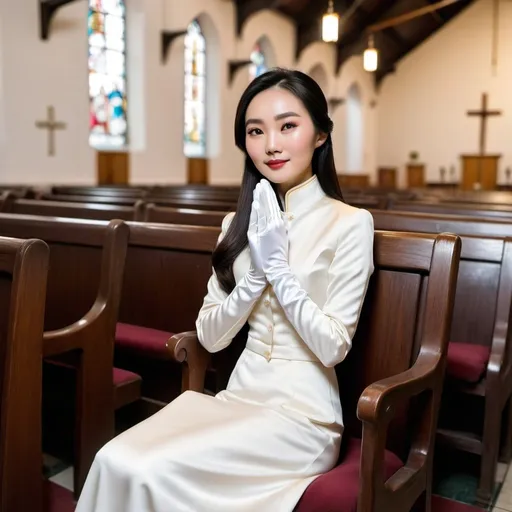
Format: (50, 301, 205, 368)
(164, 230, 461, 512)
(114, 222, 221, 406)
(371, 209, 512, 506)
(0, 236, 49, 512)
(2, 197, 144, 221)
(142, 204, 226, 226)
(388, 199, 512, 220)
(0, 214, 139, 499)
(41, 193, 237, 212)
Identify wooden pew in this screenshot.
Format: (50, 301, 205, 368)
(163, 230, 461, 512)
(51, 185, 148, 199)
(0, 236, 49, 512)
(114, 222, 221, 406)
(0, 214, 139, 499)
(2, 197, 145, 221)
(40, 193, 237, 212)
(371, 209, 512, 506)
(389, 199, 512, 220)
(142, 204, 226, 226)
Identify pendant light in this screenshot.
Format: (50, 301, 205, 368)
(363, 34, 378, 72)
(322, 0, 339, 43)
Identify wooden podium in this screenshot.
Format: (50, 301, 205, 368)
(378, 167, 397, 189)
(406, 163, 425, 188)
(460, 154, 500, 191)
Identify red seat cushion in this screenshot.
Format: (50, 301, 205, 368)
(113, 367, 141, 386)
(446, 342, 491, 383)
(295, 437, 403, 512)
(45, 481, 76, 512)
(115, 322, 174, 359)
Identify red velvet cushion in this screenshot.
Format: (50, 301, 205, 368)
(113, 367, 141, 386)
(115, 322, 174, 359)
(45, 481, 76, 512)
(295, 437, 403, 512)
(446, 342, 491, 383)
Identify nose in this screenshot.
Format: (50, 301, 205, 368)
(265, 131, 282, 156)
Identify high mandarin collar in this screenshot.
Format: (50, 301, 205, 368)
(283, 175, 326, 214)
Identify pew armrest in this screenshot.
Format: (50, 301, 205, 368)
(166, 331, 210, 393)
(487, 320, 511, 385)
(356, 353, 442, 512)
(43, 301, 106, 357)
(357, 354, 440, 426)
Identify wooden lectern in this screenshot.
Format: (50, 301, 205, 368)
(460, 154, 500, 191)
(406, 163, 425, 188)
(378, 167, 397, 189)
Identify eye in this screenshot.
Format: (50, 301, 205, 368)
(247, 127, 263, 136)
(282, 122, 297, 131)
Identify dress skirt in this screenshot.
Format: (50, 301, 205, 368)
(75, 387, 341, 512)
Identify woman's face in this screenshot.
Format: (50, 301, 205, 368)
(245, 87, 326, 193)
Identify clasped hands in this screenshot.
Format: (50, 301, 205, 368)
(248, 179, 290, 284)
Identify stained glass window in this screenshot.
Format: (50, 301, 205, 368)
(88, 0, 127, 149)
(184, 20, 206, 157)
(249, 42, 267, 82)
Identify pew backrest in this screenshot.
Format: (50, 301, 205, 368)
(4, 198, 144, 221)
(142, 204, 226, 226)
(120, 222, 220, 334)
(0, 236, 49, 512)
(371, 210, 512, 351)
(389, 200, 512, 220)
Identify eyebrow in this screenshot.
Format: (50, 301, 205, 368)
(245, 111, 301, 127)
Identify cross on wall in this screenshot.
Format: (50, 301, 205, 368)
(466, 93, 502, 155)
(35, 106, 67, 156)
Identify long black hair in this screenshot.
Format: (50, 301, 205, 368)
(213, 68, 344, 294)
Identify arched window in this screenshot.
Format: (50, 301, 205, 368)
(184, 20, 207, 157)
(88, 0, 127, 149)
(249, 41, 267, 82)
(346, 83, 364, 173)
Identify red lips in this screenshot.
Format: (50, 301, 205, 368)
(266, 159, 289, 170)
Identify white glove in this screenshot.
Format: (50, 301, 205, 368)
(247, 182, 266, 278)
(253, 179, 290, 283)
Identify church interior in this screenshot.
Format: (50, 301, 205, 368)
(2, 0, 512, 510)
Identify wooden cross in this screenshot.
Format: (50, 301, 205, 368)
(35, 106, 66, 156)
(466, 93, 501, 155)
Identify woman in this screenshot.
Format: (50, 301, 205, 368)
(76, 68, 374, 512)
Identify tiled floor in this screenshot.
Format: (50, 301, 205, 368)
(494, 464, 512, 511)
(49, 466, 74, 492)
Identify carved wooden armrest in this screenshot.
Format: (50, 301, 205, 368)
(166, 331, 210, 393)
(357, 353, 442, 512)
(43, 301, 106, 357)
(487, 320, 511, 387)
(358, 355, 440, 426)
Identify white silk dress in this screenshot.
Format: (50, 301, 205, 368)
(75, 175, 375, 512)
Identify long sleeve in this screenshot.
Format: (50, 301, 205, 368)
(196, 213, 267, 353)
(267, 209, 374, 367)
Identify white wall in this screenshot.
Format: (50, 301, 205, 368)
(0, 0, 94, 184)
(377, 0, 512, 186)
(0, 0, 378, 185)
